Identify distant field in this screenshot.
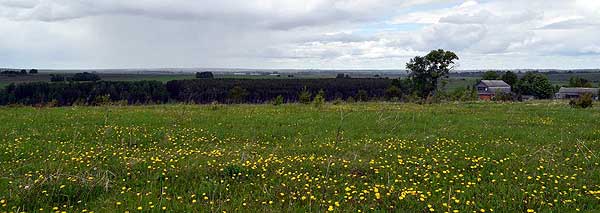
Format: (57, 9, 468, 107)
(0, 73, 196, 87)
(0, 102, 598, 212)
(445, 77, 479, 91)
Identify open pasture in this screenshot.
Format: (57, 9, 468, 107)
(0, 102, 599, 212)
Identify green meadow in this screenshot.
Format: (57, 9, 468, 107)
(0, 102, 599, 212)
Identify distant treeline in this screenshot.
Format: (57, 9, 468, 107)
(0, 79, 392, 106)
(50, 72, 101, 82)
(167, 79, 391, 104)
(0, 81, 168, 106)
(0, 69, 38, 76)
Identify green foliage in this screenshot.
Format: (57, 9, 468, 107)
(298, 87, 312, 104)
(568, 76, 593, 87)
(482, 71, 499, 80)
(356, 89, 369, 102)
(93, 95, 111, 106)
(69, 72, 100, 82)
(406, 49, 459, 98)
(515, 73, 556, 99)
(0, 70, 28, 76)
(446, 87, 478, 102)
(346, 96, 355, 103)
(569, 93, 593, 108)
(272, 95, 284, 106)
(223, 165, 243, 177)
(332, 98, 343, 105)
(384, 86, 401, 101)
(0, 88, 7, 106)
(3, 81, 168, 106)
(228, 86, 248, 103)
(501, 71, 518, 87)
(2, 78, 398, 106)
(493, 91, 514, 102)
(50, 74, 65, 82)
(313, 90, 325, 107)
(391, 78, 415, 98)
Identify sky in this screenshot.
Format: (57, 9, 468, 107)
(1, 0, 599, 70)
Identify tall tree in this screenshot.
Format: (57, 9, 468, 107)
(501, 71, 518, 87)
(406, 49, 459, 98)
(515, 73, 555, 99)
(568, 76, 593, 87)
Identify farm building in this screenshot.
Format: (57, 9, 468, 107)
(555, 87, 599, 100)
(476, 80, 511, 100)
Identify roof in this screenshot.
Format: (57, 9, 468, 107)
(479, 80, 510, 88)
(557, 87, 599, 95)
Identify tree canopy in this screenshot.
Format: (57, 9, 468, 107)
(196, 72, 214, 79)
(501, 71, 518, 87)
(69, 72, 101, 82)
(406, 49, 459, 98)
(515, 73, 555, 99)
(568, 76, 593, 87)
(482, 71, 499, 80)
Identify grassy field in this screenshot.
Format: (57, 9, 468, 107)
(0, 102, 599, 212)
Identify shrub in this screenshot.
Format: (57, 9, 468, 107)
(569, 93, 593, 109)
(385, 86, 401, 101)
(346, 96, 355, 103)
(272, 95, 284, 106)
(493, 91, 514, 102)
(356, 90, 368, 102)
(228, 86, 248, 103)
(313, 90, 325, 108)
(92, 95, 111, 106)
(406, 92, 421, 103)
(332, 98, 343, 105)
(447, 87, 478, 102)
(299, 87, 312, 104)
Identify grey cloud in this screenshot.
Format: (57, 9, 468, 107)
(298, 32, 377, 44)
(439, 10, 541, 25)
(0, 0, 435, 30)
(1, 0, 600, 69)
(0, 0, 38, 8)
(258, 46, 343, 59)
(540, 18, 600, 30)
(417, 23, 488, 51)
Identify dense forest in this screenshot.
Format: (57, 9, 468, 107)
(0, 81, 168, 106)
(0, 79, 392, 106)
(167, 78, 391, 104)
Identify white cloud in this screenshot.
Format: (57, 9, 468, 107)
(0, 0, 599, 69)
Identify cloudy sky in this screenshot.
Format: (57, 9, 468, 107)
(1, 0, 599, 70)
